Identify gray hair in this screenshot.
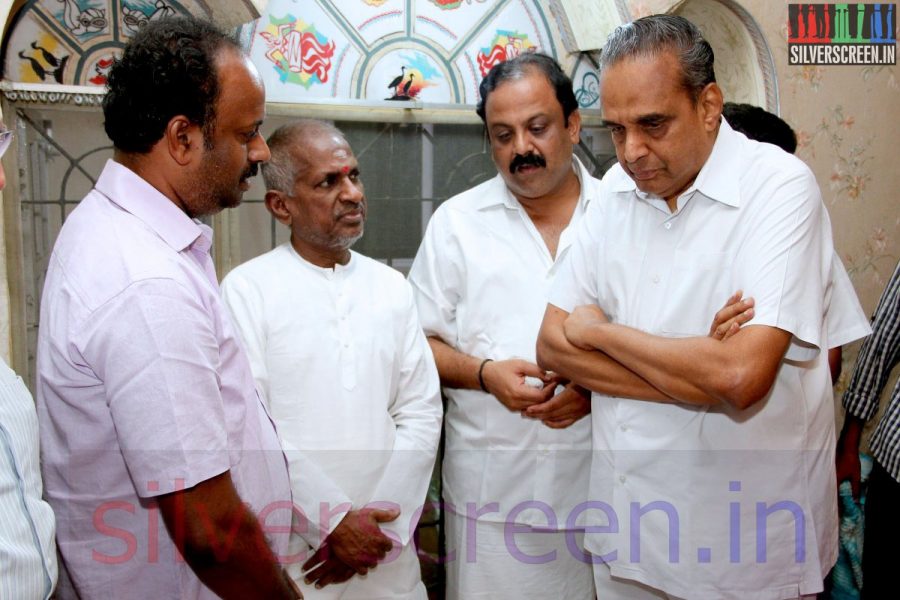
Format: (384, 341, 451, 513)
(262, 119, 346, 193)
(600, 14, 715, 102)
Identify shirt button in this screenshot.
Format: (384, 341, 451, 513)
(652, 275, 661, 284)
(619, 475, 626, 483)
(620, 424, 628, 432)
(664, 222, 672, 230)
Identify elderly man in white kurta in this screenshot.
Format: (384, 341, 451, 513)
(221, 120, 441, 600)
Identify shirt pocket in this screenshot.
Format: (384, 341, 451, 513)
(657, 249, 734, 337)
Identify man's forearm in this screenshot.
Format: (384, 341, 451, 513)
(158, 472, 299, 599)
(577, 320, 790, 409)
(536, 306, 671, 402)
(427, 336, 483, 390)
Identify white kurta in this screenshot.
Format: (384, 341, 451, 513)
(549, 121, 870, 600)
(408, 158, 598, 527)
(222, 245, 442, 600)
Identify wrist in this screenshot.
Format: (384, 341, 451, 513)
(477, 358, 493, 393)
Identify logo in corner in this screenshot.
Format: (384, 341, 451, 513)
(788, 3, 896, 65)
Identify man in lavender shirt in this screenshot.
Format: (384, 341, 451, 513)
(36, 16, 300, 599)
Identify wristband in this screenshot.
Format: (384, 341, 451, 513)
(477, 358, 493, 393)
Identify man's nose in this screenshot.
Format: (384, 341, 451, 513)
(249, 132, 271, 164)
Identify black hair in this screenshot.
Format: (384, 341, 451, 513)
(601, 14, 716, 103)
(476, 52, 578, 125)
(103, 15, 241, 153)
(722, 102, 798, 154)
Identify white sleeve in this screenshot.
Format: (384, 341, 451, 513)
(548, 192, 605, 313)
(221, 271, 352, 550)
(738, 166, 828, 360)
(408, 206, 463, 344)
(825, 252, 871, 348)
(368, 284, 442, 547)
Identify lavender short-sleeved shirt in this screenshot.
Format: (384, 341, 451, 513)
(36, 160, 292, 599)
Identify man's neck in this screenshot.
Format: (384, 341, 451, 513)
(513, 167, 581, 259)
(515, 167, 581, 224)
(290, 237, 351, 270)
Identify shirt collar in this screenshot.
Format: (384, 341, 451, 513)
(94, 159, 209, 253)
(606, 119, 743, 208)
(474, 155, 595, 211)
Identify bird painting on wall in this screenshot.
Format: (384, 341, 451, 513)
(387, 66, 406, 95)
(387, 69, 424, 101)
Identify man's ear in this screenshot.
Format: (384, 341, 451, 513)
(567, 108, 582, 145)
(265, 190, 292, 226)
(165, 115, 203, 166)
(698, 83, 724, 132)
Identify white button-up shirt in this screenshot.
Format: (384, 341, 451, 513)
(221, 245, 442, 554)
(550, 122, 870, 599)
(409, 158, 599, 527)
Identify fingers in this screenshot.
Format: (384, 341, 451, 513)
(507, 359, 549, 379)
(524, 389, 571, 418)
(302, 543, 329, 572)
(542, 417, 577, 429)
(369, 507, 400, 523)
(710, 295, 755, 339)
(304, 557, 359, 588)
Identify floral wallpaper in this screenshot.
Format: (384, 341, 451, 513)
(625, 1, 899, 396)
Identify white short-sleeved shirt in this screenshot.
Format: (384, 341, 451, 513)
(549, 122, 869, 599)
(408, 158, 598, 527)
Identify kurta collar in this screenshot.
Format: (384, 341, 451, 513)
(285, 242, 357, 276)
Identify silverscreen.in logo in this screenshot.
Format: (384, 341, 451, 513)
(788, 3, 896, 65)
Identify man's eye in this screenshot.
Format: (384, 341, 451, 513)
(530, 125, 546, 135)
(349, 171, 360, 182)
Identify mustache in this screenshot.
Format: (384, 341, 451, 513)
(510, 152, 546, 173)
(241, 162, 259, 180)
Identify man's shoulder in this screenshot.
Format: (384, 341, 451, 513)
(352, 252, 409, 289)
(48, 192, 187, 309)
(437, 173, 504, 215)
(738, 133, 814, 184)
(223, 245, 291, 287)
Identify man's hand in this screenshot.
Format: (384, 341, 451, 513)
(302, 507, 398, 578)
(708, 291, 755, 341)
(480, 359, 557, 412)
(563, 305, 609, 350)
(524, 383, 591, 428)
(836, 415, 865, 499)
(300, 555, 355, 590)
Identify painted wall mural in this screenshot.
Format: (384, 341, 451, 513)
(250, 0, 563, 105)
(3, 0, 205, 86)
(4, 0, 600, 107)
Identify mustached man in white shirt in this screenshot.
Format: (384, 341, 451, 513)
(408, 53, 598, 600)
(221, 120, 442, 600)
